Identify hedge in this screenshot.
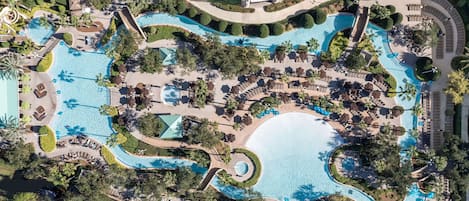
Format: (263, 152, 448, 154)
(259, 24, 270, 38)
(218, 21, 228, 32)
(217, 148, 262, 188)
(230, 23, 243, 36)
(212, 2, 255, 13)
(0, 41, 10, 48)
(312, 8, 327, 24)
(303, 13, 315, 28)
(145, 25, 188, 42)
(271, 23, 284, 35)
(63, 33, 72, 45)
(39, 126, 56, 153)
(385, 5, 396, 14)
(390, 13, 403, 25)
(37, 52, 53, 72)
(101, 146, 118, 165)
(100, 17, 117, 45)
(188, 7, 198, 18)
(263, 0, 304, 12)
(199, 13, 212, 25)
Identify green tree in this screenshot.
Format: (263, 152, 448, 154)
(218, 21, 228, 32)
(140, 48, 163, 73)
(137, 113, 165, 137)
(312, 8, 327, 24)
(409, 103, 423, 116)
(307, 37, 319, 52)
(231, 23, 243, 35)
(271, 23, 284, 35)
(199, 13, 211, 25)
(0, 52, 24, 79)
(12, 192, 38, 201)
(0, 115, 23, 144)
(194, 79, 208, 108)
(435, 156, 448, 171)
(188, 7, 198, 18)
(176, 47, 197, 74)
(175, 167, 202, 191)
(38, 16, 50, 28)
(99, 104, 118, 116)
(95, 73, 111, 87)
(259, 24, 269, 38)
(345, 50, 366, 70)
(303, 13, 314, 28)
(89, 0, 111, 10)
(445, 70, 469, 104)
(186, 119, 221, 148)
(176, 0, 187, 14)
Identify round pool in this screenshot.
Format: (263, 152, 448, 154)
(341, 157, 356, 171)
(234, 161, 249, 176)
(161, 85, 180, 105)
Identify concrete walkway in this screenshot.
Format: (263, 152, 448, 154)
(187, 0, 326, 24)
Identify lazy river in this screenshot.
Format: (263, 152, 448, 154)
(30, 12, 424, 200)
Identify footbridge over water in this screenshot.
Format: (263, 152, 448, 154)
(348, 6, 370, 48)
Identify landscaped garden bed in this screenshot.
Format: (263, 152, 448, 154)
(217, 148, 262, 188)
(39, 126, 56, 153)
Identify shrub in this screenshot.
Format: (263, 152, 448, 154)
(0, 42, 10, 48)
(271, 23, 284, 35)
(63, 33, 73, 45)
(415, 57, 440, 81)
(100, 17, 116, 45)
(390, 13, 403, 25)
(386, 5, 396, 13)
(57, 5, 66, 14)
(188, 7, 198, 18)
(259, 24, 269, 38)
(199, 13, 211, 25)
(312, 8, 327, 24)
(176, 0, 187, 14)
(303, 13, 315, 28)
(375, 17, 394, 30)
(37, 52, 53, 72)
(35, 0, 44, 5)
(230, 23, 243, 35)
(217, 148, 262, 187)
(39, 126, 56, 153)
(218, 21, 228, 32)
(211, 2, 255, 13)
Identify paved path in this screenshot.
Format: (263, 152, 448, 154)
(187, 0, 325, 24)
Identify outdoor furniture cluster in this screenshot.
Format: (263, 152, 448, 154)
(33, 105, 47, 121)
(57, 136, 102, 150)
(34, 83, 47, 98)
(124, 83, 153, 110)
(57, 151, 108, 169)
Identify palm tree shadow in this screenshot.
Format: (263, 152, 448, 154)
(292, 184, 328, 200)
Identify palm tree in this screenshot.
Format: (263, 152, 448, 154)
(260, 50, 271, 61)
(0, 52, 24, 79)
(409, 128, 420, 138)
(409, 103, 423, 116)
(38, 16, 50, 28)
(457, 47, 469, 71)
(398, 81, 417, 101)
(457, 0, 469, 7)
(95, 73, 110, 87)
(445, 70, 469, 104)
(280, 74, 289, 83)
(307, 38, 319, 52)
(281, 40, 293, 53)
(0, 115, 22, 143)
(106, 134, 118, 147)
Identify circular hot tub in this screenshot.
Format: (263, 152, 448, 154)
(234, 161, 249, 176)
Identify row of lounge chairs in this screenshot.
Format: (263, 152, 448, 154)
(58, 151, 107, 169)
(407, 4, 422, 11)
(65, 137, 102, 150)
(422, 6, 454, 53)
(431, 92, 444, 149)
(240, 87, 265, 100)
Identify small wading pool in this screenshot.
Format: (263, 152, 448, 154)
(234, 161, 249, 176)
(161, 85, 180, 105)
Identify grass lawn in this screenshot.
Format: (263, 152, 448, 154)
(36, 52, 53, 72)
(145, 26, 188, 43)
(208, 0, 241, 5)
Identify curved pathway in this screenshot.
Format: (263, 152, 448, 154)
(187, 0, 325, 24)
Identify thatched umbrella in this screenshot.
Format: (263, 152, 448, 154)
(267, 79, 275, 90)
(231, 86, 240, 94)
(339, 113, 350, 123)
(296, 67, 304, 77)
(280, 92, 290, 103)
(128, 96, 136, 107)
(319, 70, 326, 79)
(341, 93, 351, 101)
(207, 82, 215, 91)
(144, 97, 152, 107)
(392, 106, 404, 117)
(243, 114, 253, 125)
(350, 102, 359, 112)
(118, 64, 127, 73)
(364, 83, 373, 92)
(375, 74, 385, 83)
(248, 74, 257, 83)
(142, 88, 150, 97)
(371, 90, 381, 99)
(127, 86, 135, 96)
(112, 76, 123, 85)
(363, 116, 373, 125)
(263, 67, 273, 77)
(301, 81, 311, 88)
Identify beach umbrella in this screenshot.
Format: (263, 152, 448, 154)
(371, 90, 381, 99)
(128, 86, 135, 95)
(319, 70, 326, 79)
(207, 82, 215, 91)
(242, 115, 252, 125)
(248, 74, 257, 83)
(231, 86, 240, 94)
(339, 113, 350, 123)
(301, 81, 311, 88)
(350, 102, 359, 111)
(296, 67, 304, 77)
(263, 67, 273, 77)
(112, 76, 123, 85)
(363, 116, 373, 125)
(364, 83, 373, 91)
(118, 64, 127, 73)
(374, 74, 385, 83)
(128, 97, 136, 107)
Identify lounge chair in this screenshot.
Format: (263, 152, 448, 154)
(36, 83, 45, 91)
(36, 106, 45, 113)
(34, 89, 47, 98)
(33, 112, 46, 121)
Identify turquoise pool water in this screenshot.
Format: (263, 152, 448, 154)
(234, 161, 249, 176)
(366, 24, 421, 152)
(241, 112, 373, 201)
(22, 18, 55, 45)
(136, 13, 355, 52)
(404, 183, 435, 201)
(0, 78, 18, 119)
(48, 41, 205, 172)
(161, 85, 180, 105)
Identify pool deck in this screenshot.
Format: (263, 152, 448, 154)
(226, 153, 254, 182)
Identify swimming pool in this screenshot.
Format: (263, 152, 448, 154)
(161, 85, 180, 105)
(341, 157, 356, 172)
(0, 78, 18, 120)
(234, 161, 249, 176)
(136, 13, 355, 52)
(226, 112, 373, 201)
(21, 18, 55, 45)
(404, 183, 435, 201)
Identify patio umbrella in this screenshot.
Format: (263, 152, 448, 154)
(301, 81, 311, 88)
(127, 86, 135, 95)
(243, 114, 252, 125)
(231, 86, 240, 94)
(296, 67, 304, 77)
(371, 90, 381, 99)
(363, 116, 373, 125)
(112, 76, 123, 85)
(207, 82, 215, 91)
(350, 102, 359, 111)
(364, 83, 373, 91)
(319, 70, 326, 79)
(128, 97, 136, 107)
(263, 67, 273, 77)
(339, 113, 350, 123)
(118, 64, 127, 73)
(248, 74, 257, 83)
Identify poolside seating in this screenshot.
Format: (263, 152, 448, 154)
(36, 83, 45, 91)
(406, 15, 423, 22)
(34, 89, 47, 98)
(36, 106, 45, 114)
(33, 112, 47, 121)
(407, 4, 422, 11)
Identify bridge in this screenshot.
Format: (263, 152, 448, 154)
(117, 7, 147, 40)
